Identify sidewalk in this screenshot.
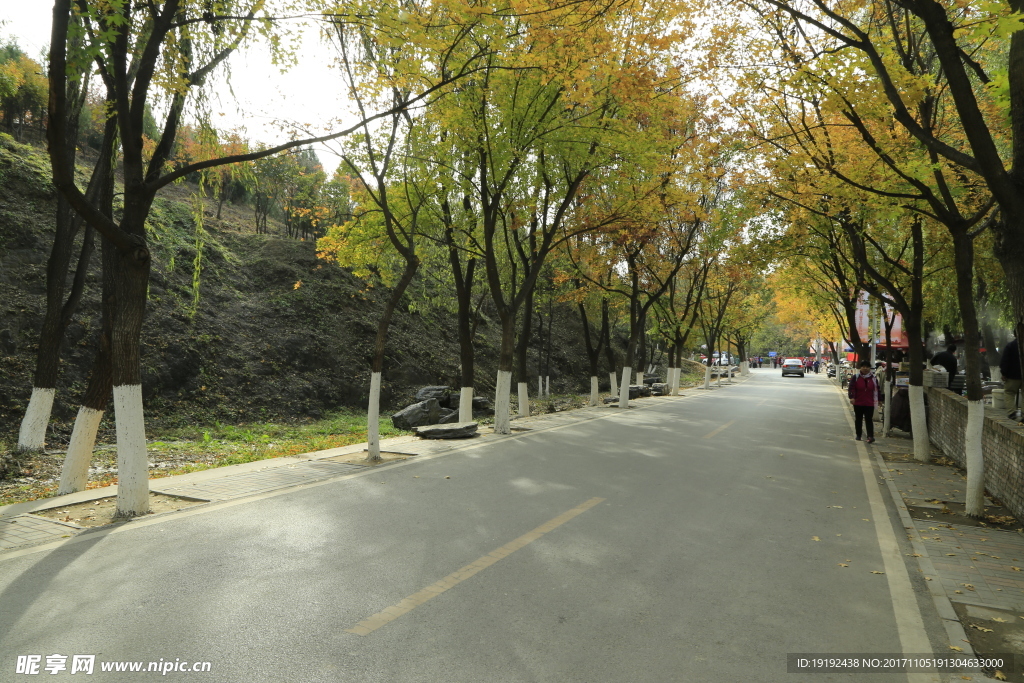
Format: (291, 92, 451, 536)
(844, 384, 1024, 682)
(0, 379, 743, 554)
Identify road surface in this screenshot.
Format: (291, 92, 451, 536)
(0, 369, 947, 681)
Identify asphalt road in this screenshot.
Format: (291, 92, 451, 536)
(0, 369, 947, 682)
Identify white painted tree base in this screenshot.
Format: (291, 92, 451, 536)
(545, 376, 550, 397)
(494, 371, 512, 435)
(909, 384, 930, 463)
(609, 371, 618, 397)
(18, 387, 55, 451)
(518, 382, 530, 417)
(367, 372, 382, 461)
(990, 366, 1002, 383)
(965, 399, 986, 518)
(619, 365, 632, 408)
(589, 376, 599, 406)
(704, 365, 711, 390)
(58, 406, 103, 495)
(114, 384, 149, 518)
(538, 375, 543, 398)
(459, 386, 474, 423)
(882, 380, 892, 436)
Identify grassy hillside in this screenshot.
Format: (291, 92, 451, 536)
(0, 135, 601, 446)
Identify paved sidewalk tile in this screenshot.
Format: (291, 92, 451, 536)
(0, 514, 81, 550)
(867, 429, 1024, 615)
(154, 460, 371, 501)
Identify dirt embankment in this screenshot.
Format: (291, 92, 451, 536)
(0, 136, 606, 444)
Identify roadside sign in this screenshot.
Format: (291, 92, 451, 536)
(768, 351, 777, 357)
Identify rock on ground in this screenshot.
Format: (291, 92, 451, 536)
(391, 398, 441, 430)
(413, 422, 479, 439)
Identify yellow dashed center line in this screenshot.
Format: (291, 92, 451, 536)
(702, 419, 735, 439)
(344, 496, 606, 636)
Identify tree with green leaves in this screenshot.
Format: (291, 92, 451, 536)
(45, 0, 495, 515)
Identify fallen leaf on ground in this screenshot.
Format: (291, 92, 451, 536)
(949, 646, 963, 652)
(994, 671, 1007, 681)
(812, 536, 820, 541)
(838, 563, 848, 567)
(969, 624, 993, 633)
(870, 571, 884, 574)
(1013, 567, 1021, 571)
(993, 617, 1008, 622)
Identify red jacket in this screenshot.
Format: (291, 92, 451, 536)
(848, 372, 882, 407)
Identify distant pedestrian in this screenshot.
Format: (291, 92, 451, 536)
(931, 344, 958, 376)
(813, 360, 820, 374)
(1001, 338, 1021, 418)
(848, 360, 883, 443)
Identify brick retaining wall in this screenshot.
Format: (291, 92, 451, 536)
(925, 387, 1024, 521)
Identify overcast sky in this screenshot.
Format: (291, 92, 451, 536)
(0, 2, 346, 174)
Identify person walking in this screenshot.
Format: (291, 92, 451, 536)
(848, 360, 883, 442)
(1001, 337, 1021, 419)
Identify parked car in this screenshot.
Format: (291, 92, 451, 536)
(781, 358, 805, 377)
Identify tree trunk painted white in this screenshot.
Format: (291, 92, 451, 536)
(609, 371, 618, 397)
(716, 369, 722, 387)
(673, 367, 682, 394)
(18, 387, 55, 451)
(619, 365, 632, 408)
(58, 406, 103, 495)
(459, 386, 474, 423)
(636, 369, 642, 386)
(589, 375, 599, 406)
(545, 376, 550, 397)
(494, 370, 512, 435)
(518, 382, 530, 417)
(882, 380, 892, 437)
(113, 384, 149, 518)
(909, 384, 930, 463)
(990, 366, 1002, 382)
(367, 372, 382, 461)
(538, 375, 543, 398)
(703, 365, 711, 390)
(964, 399, 986, 518)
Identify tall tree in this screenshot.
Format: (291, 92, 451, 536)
(45, 0, 494, 514)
